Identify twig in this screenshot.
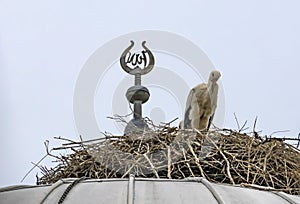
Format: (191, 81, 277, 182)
(297, 133, 300, 149)
(167, 146, 172, 179)
(269, 130, 290, 137)
(161, 117, 179, 126)
(233, 113, 248, 132)
(21, 154, 49, 183)
(144, 117, 159, 129)
(107, 114, 129, 124)
(61, 137, 107, 146)
(234, 113, 240, 131)
(206, 136, 235, 184)
(239, 120, 249, 132)
(122, 161, 139, 178)
(143, 154, 160, 178)
(182, 148, 195, 177)
(187, 141, 206, 178)
(44, 141, 60, 160)
(253, 116, 258, 133)
(54, 136, 77, 144)
(240, 183, 275, 191)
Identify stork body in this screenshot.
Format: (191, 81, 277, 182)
(182, 70, 221, 131)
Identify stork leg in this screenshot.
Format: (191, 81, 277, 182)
(207, 113, 214, 130)
(184, 106, 192, 129)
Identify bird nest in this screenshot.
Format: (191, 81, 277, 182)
(36, 126, 300, 195)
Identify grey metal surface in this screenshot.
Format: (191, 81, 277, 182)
(212, 182, 293, 204)
(134, 179, 219, 204)
(0, 177, 299, 204)
(273, 192, 300, 204)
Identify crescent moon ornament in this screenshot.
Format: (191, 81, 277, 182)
(120, 41, 155, 75)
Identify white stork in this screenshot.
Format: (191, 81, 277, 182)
(181, 70, 221, 131)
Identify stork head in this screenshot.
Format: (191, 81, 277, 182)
(209, 70, 221, 83)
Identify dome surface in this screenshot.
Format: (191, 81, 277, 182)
(0, 176, 299, 204)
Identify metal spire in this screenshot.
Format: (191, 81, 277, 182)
(120, 40, 155, 135)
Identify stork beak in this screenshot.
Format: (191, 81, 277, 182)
(216, 74, 221, 81)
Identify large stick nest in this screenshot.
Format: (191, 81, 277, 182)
(36, 126, 300, 195)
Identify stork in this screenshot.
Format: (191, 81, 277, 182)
(181, 70, 221, 131)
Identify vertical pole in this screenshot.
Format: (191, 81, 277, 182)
(135, 72, 141, 85)
(134, 101, 142, 119)
(133, 72, 142, 120)
(127, 174, 135, 204)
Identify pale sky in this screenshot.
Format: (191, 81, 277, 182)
(1, 0, 299, 187)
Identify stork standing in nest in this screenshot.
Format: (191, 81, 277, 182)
(181, 70, 221, 131)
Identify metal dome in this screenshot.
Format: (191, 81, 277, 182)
(0, 176, 299, 204)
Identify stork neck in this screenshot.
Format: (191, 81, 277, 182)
(208, 81, 218, 96)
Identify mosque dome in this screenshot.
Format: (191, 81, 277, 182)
(1, 176, 299, 204)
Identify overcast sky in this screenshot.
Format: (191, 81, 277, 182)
(1, 0, 299, 187)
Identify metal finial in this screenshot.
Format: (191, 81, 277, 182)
(120, 41, 155, 135)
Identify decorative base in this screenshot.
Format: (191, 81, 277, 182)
(124, 118, 150, 136)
